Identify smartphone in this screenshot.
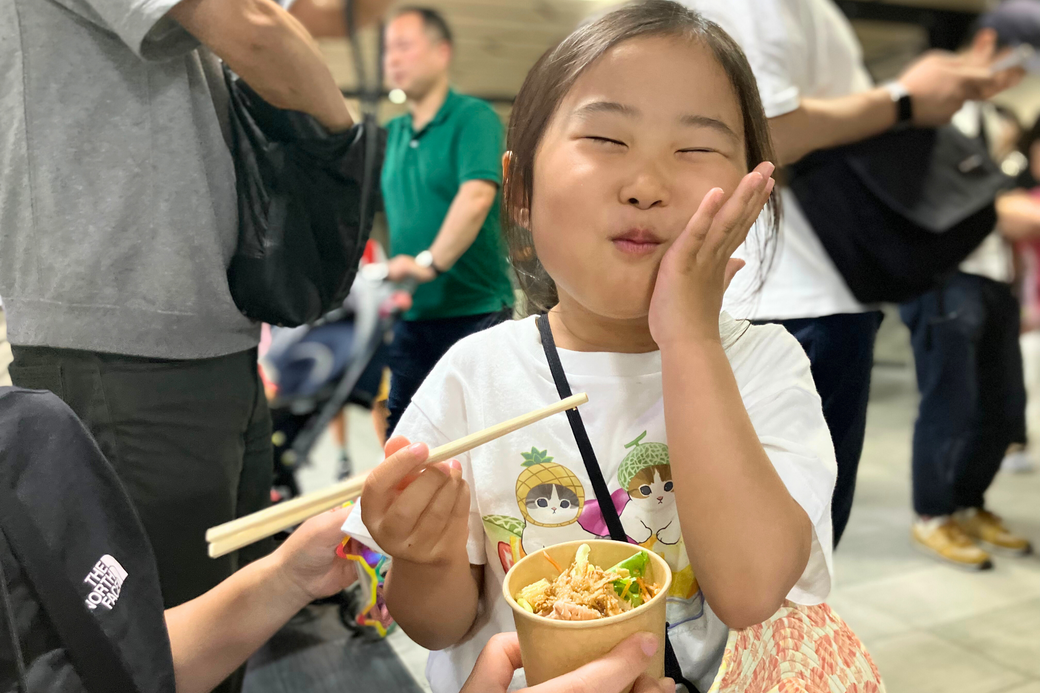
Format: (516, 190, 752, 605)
(991, 44, 1036, 74)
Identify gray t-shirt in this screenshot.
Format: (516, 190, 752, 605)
(0, 0, 259, 359)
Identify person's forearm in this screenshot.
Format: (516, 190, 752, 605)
(660, 340, 810, 629)
(169, 0, 352, 132)
(769, 88, 898, 166)
(384, 558, 480, 650)
(428, 181, 498, 270)
(288, 0, 348, 37)
(997, 192, 1040, 241)
(165, 552, 312, 693)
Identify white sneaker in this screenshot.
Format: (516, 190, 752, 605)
(1002, 449, 1037, 474)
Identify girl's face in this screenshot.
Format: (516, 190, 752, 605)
(530, 36, 748, 321)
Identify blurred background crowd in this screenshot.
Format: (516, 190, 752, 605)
(2, 0, 1040, 692)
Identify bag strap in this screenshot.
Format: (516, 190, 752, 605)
(0, 529, 28, 693)
(0, 490, 139, 693)
(535, 315, 700, 693)
(536, 315, 627, 542)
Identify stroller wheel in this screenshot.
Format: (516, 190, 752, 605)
(337, 586, 386, 642)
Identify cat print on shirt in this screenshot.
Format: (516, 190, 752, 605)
(616, 432, 704, 627)
(617, 433, 680, 545)
(482, 447, 596, 572)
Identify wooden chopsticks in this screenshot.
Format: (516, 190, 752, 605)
(206, 393, 589, 558)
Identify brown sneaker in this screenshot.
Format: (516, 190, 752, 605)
(912, 517, 994, 570)
(955, 508, 1034, 556)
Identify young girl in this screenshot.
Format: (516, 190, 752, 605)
(346, 3, 837, 691)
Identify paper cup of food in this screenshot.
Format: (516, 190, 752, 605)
(502, 539, 672, 687)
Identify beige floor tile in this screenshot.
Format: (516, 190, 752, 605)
(930, 598, 1040, 679)
(833, 526, 937, 588)
(825, 595, 914, 649)
(996, 683, 1040, 693)
(870, 631, 1026, 693)
(833, 563, 1040, 629)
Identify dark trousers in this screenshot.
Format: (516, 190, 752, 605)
(900, 273, 1026, 517)
(387, 309, 512, 435)
(759, 312, 882, 547)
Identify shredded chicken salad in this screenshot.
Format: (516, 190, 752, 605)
(514, 544, 660, 621)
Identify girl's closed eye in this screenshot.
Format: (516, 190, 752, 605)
(583, 135, 627, 149)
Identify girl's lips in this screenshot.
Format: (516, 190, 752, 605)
(612, 238, 662, 256)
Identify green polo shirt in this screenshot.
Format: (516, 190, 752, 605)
(382, 89, 515, 321)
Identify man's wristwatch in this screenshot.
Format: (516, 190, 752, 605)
(883, 81, 913, 126)
(415, 250, 443, 277)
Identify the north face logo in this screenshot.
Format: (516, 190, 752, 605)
(83, 555, 128, 611)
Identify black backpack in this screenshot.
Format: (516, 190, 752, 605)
(0, 388, 173, 693)
(787, 125, 1013, 304)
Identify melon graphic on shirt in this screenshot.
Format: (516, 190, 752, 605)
(617, 432, 681, 546)
(615, 432, 702, 623)
(481, 447, 596, 572)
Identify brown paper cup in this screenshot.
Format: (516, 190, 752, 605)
(502, 539, 672, 688)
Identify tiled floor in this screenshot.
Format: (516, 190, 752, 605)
(247, 354, 1040, 693)
(830, 364, 1040, 693)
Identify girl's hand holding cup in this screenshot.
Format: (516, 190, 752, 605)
(361, 436, 471, 566)
(648, 161, 776, 348)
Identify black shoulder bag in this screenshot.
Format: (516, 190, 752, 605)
(222, 0, 386, 328)
(787, 124, 1013, 304)
(0, 489, 139, 693)
(535, 316, 700, 693)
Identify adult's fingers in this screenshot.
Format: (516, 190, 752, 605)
(362, 438, 431, 509)
(527, 632, 661, 693)
(460, 632, 523, 693)
(632, 674, 677, 693)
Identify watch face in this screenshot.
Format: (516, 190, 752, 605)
(416, 251, 433, 268)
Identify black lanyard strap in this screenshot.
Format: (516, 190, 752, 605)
(535, 315, 700, 693)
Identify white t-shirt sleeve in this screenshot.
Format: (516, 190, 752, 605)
(341, 359, 488, 567)
(738, 325, 837, 604)
(688, 0, 802, 118)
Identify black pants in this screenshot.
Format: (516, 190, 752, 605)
(900, 273, 1026, 517)
(387, 309, 512, 435)
(758, 311, 882, 547)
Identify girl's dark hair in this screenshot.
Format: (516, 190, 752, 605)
(502, 0, 781, 315)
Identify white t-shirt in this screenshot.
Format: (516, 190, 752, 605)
(684, 0, 875, 320)
(344, 315, 837, 693)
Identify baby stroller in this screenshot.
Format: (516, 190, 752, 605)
(260, 244, 407, 639)
(261, 242, 408, 501)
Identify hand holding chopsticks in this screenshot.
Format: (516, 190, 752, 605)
(206, 393, 589, 558)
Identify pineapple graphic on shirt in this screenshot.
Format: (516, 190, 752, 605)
(482, 447, 594, 572)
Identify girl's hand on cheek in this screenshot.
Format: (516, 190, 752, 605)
(361, 436, 471, 567)
(648, 162, 775, 348)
